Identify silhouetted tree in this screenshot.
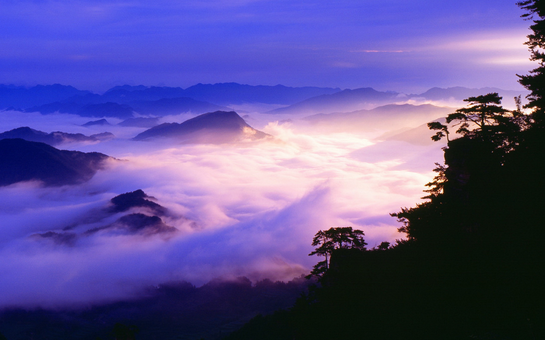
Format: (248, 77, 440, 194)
(111, 323, 139, 340)
(429, 93, 522, 151)
(518, 0, 545, 125)
(376, 241, 390, 250)
(308, 227, 366, 277)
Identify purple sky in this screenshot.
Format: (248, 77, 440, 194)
(0, 0, 532, 92)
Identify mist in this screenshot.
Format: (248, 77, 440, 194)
(0, 106, 447, 309)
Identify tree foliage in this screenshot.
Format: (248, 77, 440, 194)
(428, 93, 523, 151)
(308, 227, 366, 277)
(228, 4, 545, 340)
(518, 0, 545, 124)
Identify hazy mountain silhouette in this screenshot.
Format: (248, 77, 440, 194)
(25, 101, 81, 114)
(0, 84, 90, 109)
(118, 117, 160, 128)
(270, 87, 401, 115)
(0, 127, 112, 146)
(32, 190, 177, 243)
(99, 83, 340, 106)
(86, 213, 178, 236)
(101, 85, 187, 103)
(98, 190, 180, 237)
(26, 101, 136, 118)
(109, 189, 167, 215)
(31, 231, 78, 246)
(302, 104, 451, 133)
(83, 119, 111, 127)
(0, 276, 308, 340)
(77, 102, 135, 118)
(414, 86, 527, 102)
(183, 82, 341, 105)
(89, 132, 115, 141)
(0, 139, 110, 186)
(133, 111, 270, 143)
(130, 97, 229, 116)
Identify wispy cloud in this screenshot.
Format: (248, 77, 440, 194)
(0, 109, 440, 308)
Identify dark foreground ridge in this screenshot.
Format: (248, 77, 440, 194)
(133, 110, 270, 143)
(0, 276, 309, 340)
(226, 2, 545, 338)
(0, 138, 110, 186)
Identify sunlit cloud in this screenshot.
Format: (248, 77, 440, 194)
(485, 57, 533, 66)
(0, 109, 441, 308)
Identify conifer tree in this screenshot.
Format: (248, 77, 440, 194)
(517, 0, 545, 125)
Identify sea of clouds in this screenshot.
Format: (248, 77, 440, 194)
(0, 107, 448, 309)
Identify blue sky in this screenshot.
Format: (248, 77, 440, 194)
(0, 0, 532, 92)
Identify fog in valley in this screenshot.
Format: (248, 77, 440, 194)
(0, 84, 525, 309)
(0, 100, 446, 309)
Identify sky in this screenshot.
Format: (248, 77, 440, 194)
(0, 0, 533, 93)
(0, 0, 537, 308)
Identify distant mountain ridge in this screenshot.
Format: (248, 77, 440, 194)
(134, 110, 270, 143)
(414, 86, 527, 102)
(0, 83, 527, 117)
(0, 83, 341, 112)
(0, 84, 91, 109)
(301, 104, 452, 133)
(0, 127, 114, 146)
(270, 87, 401, 115)
(182, 82, 341, 105)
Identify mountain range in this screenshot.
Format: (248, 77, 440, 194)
(0, 138, 110, 186)
(0, 83, 527, 119)
(0, 127, 114, 146)
(269, 87, 402, 115)
(301, 104, 452, 133)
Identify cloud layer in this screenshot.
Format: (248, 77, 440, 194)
(0, 109, 444, 308)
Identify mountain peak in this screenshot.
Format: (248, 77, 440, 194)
(133, 110, 269, 143)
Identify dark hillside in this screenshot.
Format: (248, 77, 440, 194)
(225, 3, 545, 336)
(0, 139, 110, 186)
(134, 111, 269, 143)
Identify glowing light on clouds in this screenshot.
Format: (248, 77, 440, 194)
(0, 109, 443, 308)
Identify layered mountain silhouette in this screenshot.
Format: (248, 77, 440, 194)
(302, 104, 451, 133)
(0, 127, 114, 146)
(33, 189, 179, 242)
(0, 276, 308, 340)
(270, 87, 401, 115)
(1, 83, 341, 112)
(100, 85, 187, 103)
(133, 111, 270, 143)
(101, 83, 340, 105)
(0, 84, 90, 109)
(129, 97, 229, 116)
(1, 84, 528, 123)
(26, 101, 135, 118)
(0, 139, 110, 186)
(82, 119, 111, 127)
(415, 86, 527, 102)
(118, 117, 160, 128)
(77, 102, 135, 118)
(182, 83, 341, 105)
(24, 95, 228, 118)
(0, 126, 115, 146)
(24, 101, 81, 114)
